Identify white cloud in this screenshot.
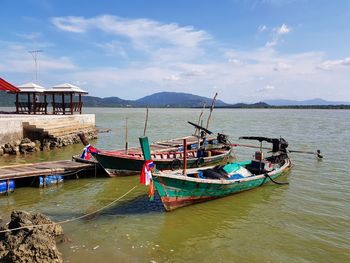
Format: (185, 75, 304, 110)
(94, 41, 128, 58)
(51, 16, 89, 33)
(73, 80, 87, 86)
(276, 24, 291, 35)
(273, 62, 291, 71)
(257, 85, 275, 92)
(258, 24, 267, 32)
(228, 58, 243, 65)
(265, 39, 278, 47)
(264, 23, 291, 47)
(52, 15, 210, 49)
(317, 57, 350, 70)
(163, 75, 180, 81)
(39, 49, 349, 101)
(181, 69, 207, 77)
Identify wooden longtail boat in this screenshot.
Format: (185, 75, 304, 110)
(141, 136, 292, 211)
(95, 135, 232, 176)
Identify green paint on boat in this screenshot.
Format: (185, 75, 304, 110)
(139, 136, 151, 160)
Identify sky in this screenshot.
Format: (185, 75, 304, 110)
(0, 0, 349, 103)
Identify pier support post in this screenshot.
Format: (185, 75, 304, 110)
(6, 179, 10, 196)
(183, 139, 187, 176)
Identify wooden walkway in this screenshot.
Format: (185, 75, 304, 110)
(0, 160, 95, 180)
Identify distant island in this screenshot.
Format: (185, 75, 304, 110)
(0, 91, 349, 109)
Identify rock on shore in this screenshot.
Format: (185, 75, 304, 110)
(0, 130, 97, 157)
(0, 210, 64, 263)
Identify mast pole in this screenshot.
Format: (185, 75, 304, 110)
(206, 93, 218, 130)
(143, 107, 149, 136)
(125, 117, 128, 154)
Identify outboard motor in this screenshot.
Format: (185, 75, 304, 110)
(272, 138, 288, 153)
(279, 138, 288, 153)
(217, 133, 228, 144)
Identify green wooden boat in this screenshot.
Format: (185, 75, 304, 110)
(142, 136, 292, 211)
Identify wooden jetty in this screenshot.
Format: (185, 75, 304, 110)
(0, 160, 97, 192)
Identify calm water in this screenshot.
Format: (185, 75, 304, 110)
(1, 108, 349, 262)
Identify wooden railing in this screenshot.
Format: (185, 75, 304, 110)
(15, 102, 48, 114)
(52, 102, 83, 114)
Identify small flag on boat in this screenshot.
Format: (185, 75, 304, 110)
(140, 160, 154, 186)
(81, 144, 98, 160)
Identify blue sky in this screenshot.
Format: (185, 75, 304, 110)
(0, 0, 349, 102)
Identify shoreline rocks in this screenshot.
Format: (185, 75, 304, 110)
(0, 210, 64, 263)
(0, 130, 97, 157)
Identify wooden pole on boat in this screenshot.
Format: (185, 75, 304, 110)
(259, 141, 263, 172)
(183, 139, 187, 176)
(143, 107, 149, 136)
(195, 103, 205, 136)
(125, 117, 128, 154)
(289, 149, 323, 158)
(206, 93, 218, 130)
(229, 142, 323, 159)
(78, 132, 89, 146)
(198, 120, 203, 149)
(229, 143, 270, 150)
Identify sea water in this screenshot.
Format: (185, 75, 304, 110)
(0, 108, 349, 262)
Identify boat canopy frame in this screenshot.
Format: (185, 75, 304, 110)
(239, 136, 289, 153)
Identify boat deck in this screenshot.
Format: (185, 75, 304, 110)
(120, 135, 214, 154)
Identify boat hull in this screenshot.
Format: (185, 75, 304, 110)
(153, 161, 291, 211)
(95, 149, 232, 176)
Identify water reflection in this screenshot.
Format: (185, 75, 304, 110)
(100, 193, 165, 215)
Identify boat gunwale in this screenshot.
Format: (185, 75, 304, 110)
(97, 147, 232, 162)
(153, 158, 291, 185)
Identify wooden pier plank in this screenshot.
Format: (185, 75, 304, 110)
(0, 160, 93, 180)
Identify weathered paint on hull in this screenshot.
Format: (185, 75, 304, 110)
(95, 154, 145, 176)
(95, 150, 231, 177)
(154, 165, 291, 211)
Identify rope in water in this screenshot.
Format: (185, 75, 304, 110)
(262, 173, 289, 185)
(0, 185, 138, 234)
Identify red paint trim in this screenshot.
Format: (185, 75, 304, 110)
(0, 78, 20, 92)
(161, 196, 217, 211)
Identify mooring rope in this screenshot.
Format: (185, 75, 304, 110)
(0, 185, 138, 234)
(262, 173, 289, 185)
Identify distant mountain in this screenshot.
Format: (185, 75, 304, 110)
(265, 98, 350, 106)
(134, 92, 228, 107)
(82, 96, 132, 107)
(218, 102, 270, 108)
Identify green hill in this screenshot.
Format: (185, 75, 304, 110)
(134, 92, 227, 107)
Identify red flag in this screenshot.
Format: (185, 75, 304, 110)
(140, 160, 154, 185)
(80, 144, 99, 160)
